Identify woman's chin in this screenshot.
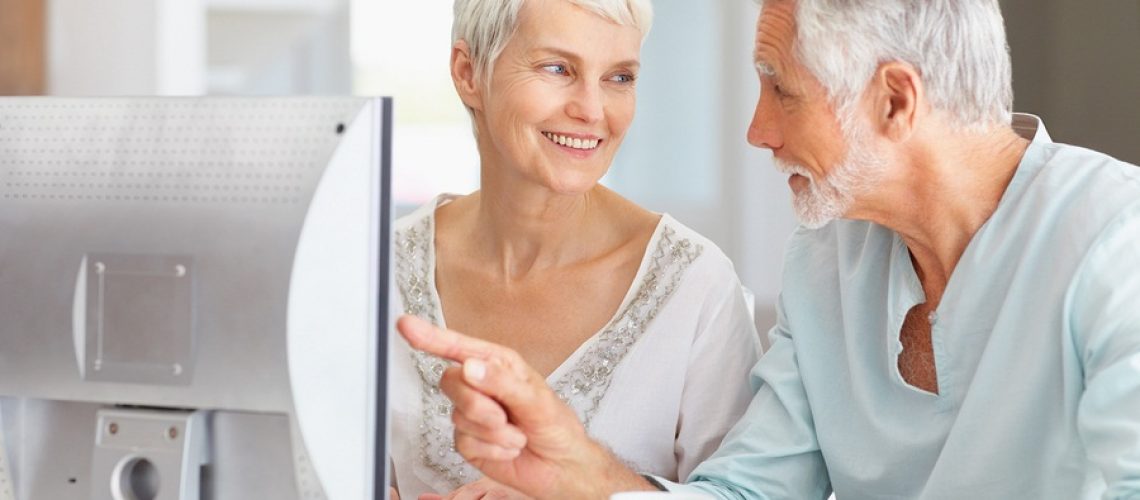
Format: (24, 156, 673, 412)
(537, 171, 608, 197)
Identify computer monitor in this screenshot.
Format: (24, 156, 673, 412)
(0, 96, 391, 500)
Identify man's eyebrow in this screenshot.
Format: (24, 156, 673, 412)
(755, 60, 777, 77)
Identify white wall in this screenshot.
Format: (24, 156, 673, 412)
(46, 0, 350, 96)
(606, 1, 796, 330)
(207, 4, 351, 94)
(48, 0, 206, 95)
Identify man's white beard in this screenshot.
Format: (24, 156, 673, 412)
(774, 118, 885, 229)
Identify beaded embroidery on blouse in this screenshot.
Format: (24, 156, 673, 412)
(394, 213, 703, 490)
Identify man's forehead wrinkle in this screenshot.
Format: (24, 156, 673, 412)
(755, 3, 797, 76)
(762, 1, 797, 30)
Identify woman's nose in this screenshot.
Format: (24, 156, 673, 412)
(565, 82, 604, 124)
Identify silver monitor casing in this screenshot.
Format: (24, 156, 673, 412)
(0, 97, 392, 500)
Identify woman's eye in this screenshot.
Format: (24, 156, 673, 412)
(609, 73, 636, 84)
(542, 64, 568, 75)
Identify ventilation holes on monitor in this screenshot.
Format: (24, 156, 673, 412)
(0, 192, 301, 204)
(1, 98, 366, 205)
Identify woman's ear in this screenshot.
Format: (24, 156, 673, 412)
(870, 61, 923, 142)
(451, 40, 483, 112)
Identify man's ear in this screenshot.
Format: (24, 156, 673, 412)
(870, 61, 923, 142)
(451, 40, 484, 112)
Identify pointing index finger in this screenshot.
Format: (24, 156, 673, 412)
(396, 315, 501, 363)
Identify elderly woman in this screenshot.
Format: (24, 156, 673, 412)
(389, 0, 761, 497)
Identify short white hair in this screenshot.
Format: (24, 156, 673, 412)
(453, 0, 654, 86)
(761, 0, 1013, 130)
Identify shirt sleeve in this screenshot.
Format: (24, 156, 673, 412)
(655, 293, 832, 499)
(1069, 205, 1140, 497)
(673, 268, 763, 479)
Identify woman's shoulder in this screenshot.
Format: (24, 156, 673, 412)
(632, 214, 747, 315)
(394, 193, 465, 233)
(654, 214, 737, 278)
(393, 193, 465, 279)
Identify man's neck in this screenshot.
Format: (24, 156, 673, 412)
(855, 126, 1031, 295)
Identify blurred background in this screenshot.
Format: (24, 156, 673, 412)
(2, 0, 1138, 333)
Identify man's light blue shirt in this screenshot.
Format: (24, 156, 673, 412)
(664, 116, 1140, 499)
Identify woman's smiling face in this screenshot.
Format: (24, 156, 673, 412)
(469, 0, 642, 195)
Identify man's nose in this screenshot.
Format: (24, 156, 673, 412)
(747, 94, 782, 150)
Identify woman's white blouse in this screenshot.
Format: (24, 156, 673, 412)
(389, 195, 762, 498)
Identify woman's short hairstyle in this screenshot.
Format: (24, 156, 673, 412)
(761, 0, 1013, 130)
(453, 0, 653, 86)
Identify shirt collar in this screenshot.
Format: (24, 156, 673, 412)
(1011, 113, 1052, 143)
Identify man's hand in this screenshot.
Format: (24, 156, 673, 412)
(396, 315, 655, 499)
(418, 476, 531, 500)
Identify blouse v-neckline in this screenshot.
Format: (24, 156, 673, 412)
(424, 194, 673, 384)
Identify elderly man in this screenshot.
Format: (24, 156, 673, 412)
(397, 0, 1140, 497)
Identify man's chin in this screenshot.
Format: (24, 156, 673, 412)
(795, 215, 835, 230)
(792, 199, 842, 229)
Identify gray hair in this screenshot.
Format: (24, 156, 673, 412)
(452, 0, 654, 86)
(761, 0, 1013, 130)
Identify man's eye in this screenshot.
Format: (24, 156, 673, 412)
(773, 83, 795, 100)
(609, 73, 636, 84)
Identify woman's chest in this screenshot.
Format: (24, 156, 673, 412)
(435, 260, 642, 376)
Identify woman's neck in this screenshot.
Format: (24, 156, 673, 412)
(440, 182, 617, 281)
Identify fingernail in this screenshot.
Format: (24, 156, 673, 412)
(464, 359, 486, 383)
(508, 429, 527, 449)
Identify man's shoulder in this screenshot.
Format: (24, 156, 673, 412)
(781, 220, 895, 284)
(1033, 142, 1140, 201)
(784, 220, 890, 260)
(1018, 142, 1140, 238)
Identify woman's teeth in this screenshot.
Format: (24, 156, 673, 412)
(543, 132, 599, 150)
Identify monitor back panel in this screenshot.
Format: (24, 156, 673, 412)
(0, 97, 390, 499)
(0, 97, 368, 412)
